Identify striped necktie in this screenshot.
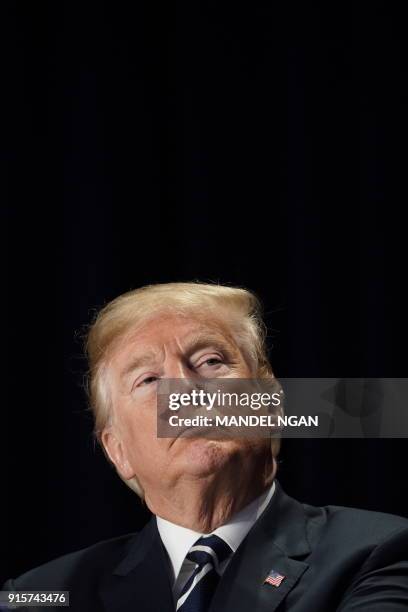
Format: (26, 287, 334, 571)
(176, 534, 232, 611)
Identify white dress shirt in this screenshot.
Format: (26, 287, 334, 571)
(156, 481, 276, 601)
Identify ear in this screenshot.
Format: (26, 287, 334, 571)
(101, 427, 135, 480)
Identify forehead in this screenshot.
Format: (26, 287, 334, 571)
(108, 313, 238, 365)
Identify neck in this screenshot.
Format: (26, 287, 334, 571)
(145, 450, 275, 533)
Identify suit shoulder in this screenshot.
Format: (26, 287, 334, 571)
(4, 532, 138, 591)
(303, 499, 408, 546)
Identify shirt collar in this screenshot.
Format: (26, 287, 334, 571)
(156, 480, 276, 581)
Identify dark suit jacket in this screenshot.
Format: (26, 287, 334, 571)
(3, 481, 408, 611)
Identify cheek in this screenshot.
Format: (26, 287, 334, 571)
(118, 398, 161, 464)
(229, 355, 254, 377)
(117, 390, 156, 429)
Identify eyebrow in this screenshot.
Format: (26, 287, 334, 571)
(119, 332, 238, 383)
(119, 351, 159, 382)
(182, 333, 238, 360)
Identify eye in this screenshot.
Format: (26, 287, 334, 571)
(195, 354, 228, 373)
(137, 375, 159, 386)
(202, 357, 223, 366)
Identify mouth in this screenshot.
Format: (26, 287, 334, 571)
(169, 422, 232, 448)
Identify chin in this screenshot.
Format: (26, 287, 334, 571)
(177, 437, 241, 476)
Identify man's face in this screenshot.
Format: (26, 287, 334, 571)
(102, 313, 271, 500)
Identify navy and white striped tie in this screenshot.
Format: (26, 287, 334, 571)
(176, 534, 232, 611)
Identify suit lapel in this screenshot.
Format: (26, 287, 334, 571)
(210, 481, 310, 612)
(98, 481, 312, 612)
(98, 517, 174, 612)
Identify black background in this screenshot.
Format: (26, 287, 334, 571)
(3, 1, 408, 586)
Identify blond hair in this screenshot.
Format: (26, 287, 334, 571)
(85, 282, 280, 497)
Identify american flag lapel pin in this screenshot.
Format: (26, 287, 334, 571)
(264, 569, 285, 587)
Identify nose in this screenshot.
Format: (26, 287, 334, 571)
(165, 355, 190, 379)
(164, 351, 188, 378)
(164, 355, 204, 395)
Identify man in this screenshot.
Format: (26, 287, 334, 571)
(3, 282, 408, 611)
